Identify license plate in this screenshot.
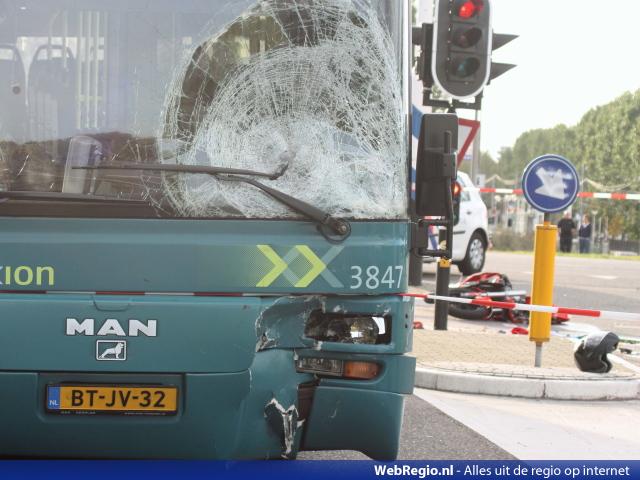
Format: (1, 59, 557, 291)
(46, 385, 178, 415)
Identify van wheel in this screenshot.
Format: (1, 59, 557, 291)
(457, 232, 486, 275)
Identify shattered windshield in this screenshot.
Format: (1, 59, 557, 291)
(0, 0, 408, 219)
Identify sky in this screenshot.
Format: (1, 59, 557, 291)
(452, 0, 640, 158)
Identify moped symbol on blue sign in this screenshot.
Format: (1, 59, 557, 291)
(522, 154, 579, 213)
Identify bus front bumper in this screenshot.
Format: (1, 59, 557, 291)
(0, 349, 415, 460)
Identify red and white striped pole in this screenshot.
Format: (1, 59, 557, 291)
(473, 187, 640, 201)
(401, 293, 640, 322)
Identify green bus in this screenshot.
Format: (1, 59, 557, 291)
(0, 0, 428, 459)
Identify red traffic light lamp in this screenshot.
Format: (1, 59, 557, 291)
(455, 0, 484, 19)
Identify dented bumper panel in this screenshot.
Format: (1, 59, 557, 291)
(0, 349, 414, 460)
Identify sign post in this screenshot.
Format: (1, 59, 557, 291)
(521, 155, 579, 367)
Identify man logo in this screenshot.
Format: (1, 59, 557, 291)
(96, 340, 127, 361)
(66, 318, 157, 337)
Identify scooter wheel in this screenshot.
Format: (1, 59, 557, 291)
(448, 303, 491, 320)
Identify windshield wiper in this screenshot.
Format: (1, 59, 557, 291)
(75, 162, 288, 181)
(218, 173, 351, 241)
(76, 162, 351, 241)
(0, 191, 148, 204)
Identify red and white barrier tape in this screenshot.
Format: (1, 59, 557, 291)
(473, 188, 640, 201)
(457, 290, 527, 299)
(401, 293, 640, 322)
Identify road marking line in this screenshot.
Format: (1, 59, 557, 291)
(609, 355, 640, 374)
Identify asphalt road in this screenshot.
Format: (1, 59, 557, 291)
(298, 394, 514, 460)
(423, 252, 640, 338)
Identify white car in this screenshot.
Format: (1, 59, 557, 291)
(424, 172, 489, 275)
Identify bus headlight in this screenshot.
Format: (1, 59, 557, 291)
(304, 313, 389, 345)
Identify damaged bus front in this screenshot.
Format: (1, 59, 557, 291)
(0, 0, 416, 459)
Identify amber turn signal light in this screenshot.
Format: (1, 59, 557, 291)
(343, 361, 380, 380)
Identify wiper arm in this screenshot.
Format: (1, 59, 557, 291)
(219, 174, 351, 241)
(75, 162, 351, 241)
(0, 191, 148, 204)
(75, 162, 288, 181)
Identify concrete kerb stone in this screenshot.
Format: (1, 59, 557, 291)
(414, 367, 640, 400)
(543, 379, 640, 400)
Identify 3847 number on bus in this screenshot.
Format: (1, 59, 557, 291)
(350, 266, 404, 290)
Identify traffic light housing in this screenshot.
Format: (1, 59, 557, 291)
(413, 0, 517, 110)
(433, 0, 492, 100)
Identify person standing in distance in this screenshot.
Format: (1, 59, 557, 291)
(579, 215, 592, 254)
(557, 211, 576, 253)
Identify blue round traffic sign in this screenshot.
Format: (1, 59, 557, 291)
(522, 154, 580, 213)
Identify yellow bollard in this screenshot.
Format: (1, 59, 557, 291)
(529, 221, 557, 366)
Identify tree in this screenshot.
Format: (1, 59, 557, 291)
(459, 151, 500, 177)
(494, 89, 640, 239)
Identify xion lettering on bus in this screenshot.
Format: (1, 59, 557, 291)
(0, 266, 55, 287)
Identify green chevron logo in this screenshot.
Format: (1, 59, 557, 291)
(256, 245, 344, 288)
(256, 246, 288, 288)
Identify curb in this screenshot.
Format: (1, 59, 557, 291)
(414, 367, 640, 400)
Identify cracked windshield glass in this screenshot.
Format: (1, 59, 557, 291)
(0, 0, 407, 219)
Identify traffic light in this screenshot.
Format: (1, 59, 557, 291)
(433, 0, 492, 99)
(413, 0, 516, 109)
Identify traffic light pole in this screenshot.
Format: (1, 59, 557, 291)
(434, 259, 451, 330)
(411, 0, 517, 330)
(433, 131, 454, 331)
